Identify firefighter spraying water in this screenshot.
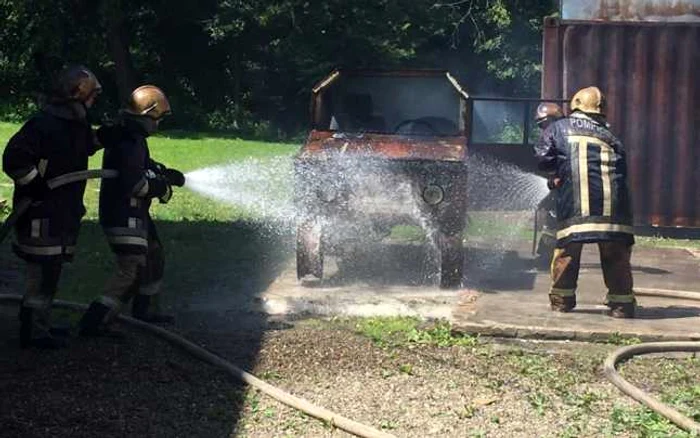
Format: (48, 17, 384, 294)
(79, 85, 186, 338)
(534, 86, 636, 319)
(532, 102, 564, 268)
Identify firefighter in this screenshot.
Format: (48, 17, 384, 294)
(78, 85, 185, 337)
(2, 65, 103, 349)
(533, 86, 636, 318)
(533, 103, 564, 268)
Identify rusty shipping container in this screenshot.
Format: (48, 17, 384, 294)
(542, 9, 700, 228)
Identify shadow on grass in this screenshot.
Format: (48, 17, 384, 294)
(0, 219, 294, 438)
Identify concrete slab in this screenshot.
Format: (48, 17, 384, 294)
(235, 238, 700, 342)
(453, 242, 700, 342)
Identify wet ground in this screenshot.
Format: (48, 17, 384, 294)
(2, 231, 700, 437)
(186, 238, 700, 342)
(2, 301, 698, 438)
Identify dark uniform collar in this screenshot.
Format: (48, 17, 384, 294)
(43, 101, 88, 122)
(570, 111, 610, 129)
(121, 114, 157, 137)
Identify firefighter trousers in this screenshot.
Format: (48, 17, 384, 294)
(549, 241, 635, 305)
(21, 261, 63, 339)
(97, 235, 164, 324)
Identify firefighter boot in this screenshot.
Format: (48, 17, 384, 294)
(549, 294, 576, 313)
(607, 303, 635, 319)
(132, 294, 174, 324)
(79, 302, 125, 338)
(19, 306, 67, 349)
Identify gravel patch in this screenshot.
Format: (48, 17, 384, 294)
(1, 306, 698, 438)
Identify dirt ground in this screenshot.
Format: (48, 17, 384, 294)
(1, 304, 698, 438)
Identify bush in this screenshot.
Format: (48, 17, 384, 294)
(0, 98, 38, 123)
(206, 102, 272, 140)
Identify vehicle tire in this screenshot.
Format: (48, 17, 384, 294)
(438, 233, 463, 289)
(297, 219, 323, 279)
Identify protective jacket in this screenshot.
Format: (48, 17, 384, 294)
(533, 112, 634, 247)
(97, 118, 172, 255)
(2, 103, 99, 262)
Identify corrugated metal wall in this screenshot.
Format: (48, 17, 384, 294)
(542, 19, 700, 227)
(561, 0, 700, 22)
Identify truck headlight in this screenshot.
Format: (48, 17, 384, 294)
(422, 185, 444, 205)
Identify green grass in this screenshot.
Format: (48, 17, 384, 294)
(0, 121, 299, 222)
(352, 316, 478, 348)
(0, 121, 298, 303)
(2, 118, 700, 307)
(344, 316, 700, 437)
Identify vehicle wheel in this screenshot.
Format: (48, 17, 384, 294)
(438, 233, 463, 289)
(297, 220, 323, 279)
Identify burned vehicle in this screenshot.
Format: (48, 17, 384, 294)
(294, 70, 469, 288)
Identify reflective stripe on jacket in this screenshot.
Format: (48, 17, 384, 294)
(2, 105, 98, 262)
(97, 120, 170, 255)
(533, 113, 634, 247)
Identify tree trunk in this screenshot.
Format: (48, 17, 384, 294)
(102, 0, 137, 103)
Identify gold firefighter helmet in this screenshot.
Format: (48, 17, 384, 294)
(535, 102, 564, 128)
(55, 65, 102, 102)
(124, 85, 172, 120)
(570, 86, 606, 115)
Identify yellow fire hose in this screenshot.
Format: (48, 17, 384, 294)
(0, 295, 395, 438)
(603, 287, 700, 435)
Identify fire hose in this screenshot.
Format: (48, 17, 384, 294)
(0, 295, 395, 438)
(603, 287, 700, 435)
(0, 169, 395, 437)
(0, 292, 697, 436)
(0, 170, 696, 435)
(0, 169, 119, 244)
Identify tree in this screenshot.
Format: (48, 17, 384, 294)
(0, 0, 557, 135)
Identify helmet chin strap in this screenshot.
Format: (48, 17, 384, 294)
(123, 114, 159, 135)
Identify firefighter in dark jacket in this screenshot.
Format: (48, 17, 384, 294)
(79, 85, 185, 336)
(534, 103, 564, 268)
(2, 66, 103, 349)
(533, 86, 636, 318)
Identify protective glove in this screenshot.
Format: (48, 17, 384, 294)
(163, 168, 185, 187)
(158, 182, 173, 204)
(149, 160, 167, 175)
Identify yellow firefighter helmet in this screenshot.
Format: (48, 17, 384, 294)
(55, 65, 102, 103)
(124, 85, 172, 120)
(535, 102, 564, 128)
(570, 86, 606, 115)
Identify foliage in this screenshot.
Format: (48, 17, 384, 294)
(0, 121, 299, 223)
(0, 0, 558, 137)
(354, 316, 478, 348)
